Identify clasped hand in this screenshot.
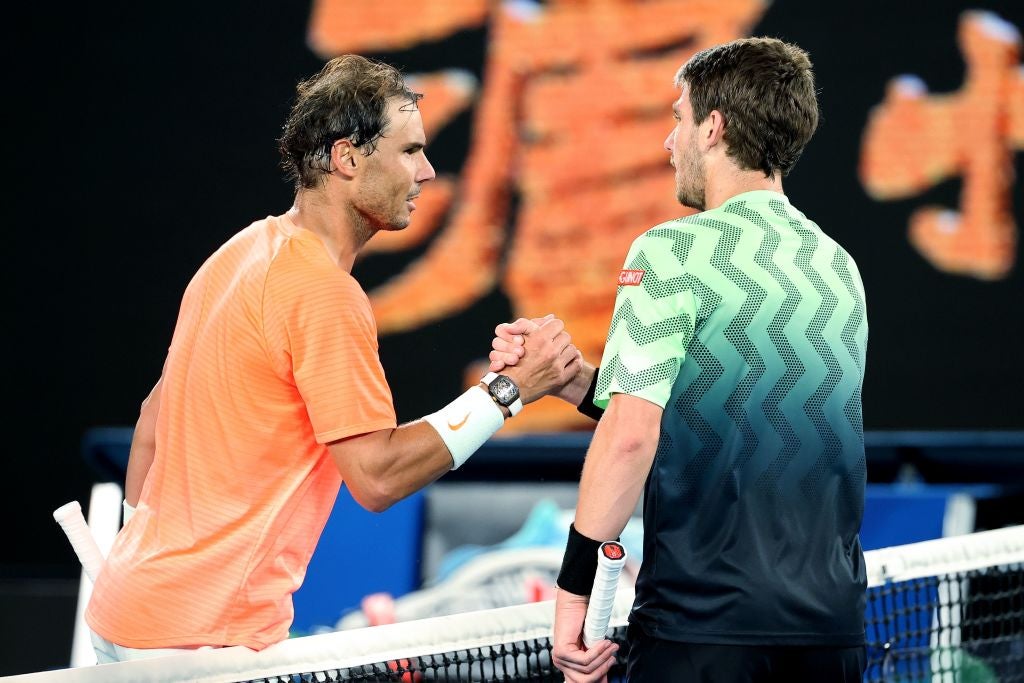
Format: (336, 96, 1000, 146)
(487, 315, 583, 404)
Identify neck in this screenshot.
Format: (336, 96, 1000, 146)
(287, 187, 375, 273)
(703, 164, 784, 211)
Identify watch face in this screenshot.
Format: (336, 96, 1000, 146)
(491, 375, 520, 406)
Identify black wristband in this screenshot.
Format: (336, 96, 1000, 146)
(576, 366, 605, 422)
(556, 523, 603, 596)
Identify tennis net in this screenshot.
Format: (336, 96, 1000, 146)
(7, 526, 1023, 682)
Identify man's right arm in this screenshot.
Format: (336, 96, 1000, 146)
(328, 317, 581, 512)
(326, 420, 464, 512)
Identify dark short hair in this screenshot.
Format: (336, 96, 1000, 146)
(278, 55, 423, 189)
(677, 38, 819, 179)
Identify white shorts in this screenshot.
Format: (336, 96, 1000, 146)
(90, 629, 221, 664)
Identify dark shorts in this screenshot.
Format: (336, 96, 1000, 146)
(626, 623, 866, 683)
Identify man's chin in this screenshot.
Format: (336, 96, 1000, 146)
(381, 216, 411, 231)
(676, 191, 704, 212)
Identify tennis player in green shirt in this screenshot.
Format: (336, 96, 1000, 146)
(492, 37, 868, 683)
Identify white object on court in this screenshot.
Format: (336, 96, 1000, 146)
(422, 385, 505, 469)
(53, 483, 123, 667)
(53, 500, 106, 583)
(582, 541, 628, 648)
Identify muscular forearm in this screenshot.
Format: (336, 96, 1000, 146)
(329, 383, 504, 512)
(340, 420, 457, 512)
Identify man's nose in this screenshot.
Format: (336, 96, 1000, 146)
(417, 155, 436, 183)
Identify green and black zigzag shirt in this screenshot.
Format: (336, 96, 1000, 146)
(595, 190, 868, 646)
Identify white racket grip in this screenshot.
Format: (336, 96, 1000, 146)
(54, 501, 106, 583)
(582, 541, 627, 648)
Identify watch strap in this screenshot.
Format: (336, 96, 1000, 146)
(507, 396, 523, 416)
(481, 372, 523, 417)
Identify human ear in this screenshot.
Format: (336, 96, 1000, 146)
(705, 110, 727, 148)
(331, 140, 358, 177)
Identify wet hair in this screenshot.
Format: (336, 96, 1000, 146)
(278, 55, 422, 189)
(677, 37, 819, 179)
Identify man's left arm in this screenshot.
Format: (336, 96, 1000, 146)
(574, 394, 661, 539)
(549, 229, 694, 681)
(124, 374, 163, 510)
(550, 393, 661, 682)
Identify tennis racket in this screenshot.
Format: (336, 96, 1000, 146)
(582, 541, 627, 648)
(53, 501, 106, 583)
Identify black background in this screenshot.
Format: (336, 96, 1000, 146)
(6, 0, 1023, 577)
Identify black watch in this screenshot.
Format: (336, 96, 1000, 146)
(481, 372, 523, 416)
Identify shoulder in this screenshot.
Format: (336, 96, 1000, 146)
(624, 215, 718, 272)
(267, 233, 369, 309)
(636, 213, 727, 246)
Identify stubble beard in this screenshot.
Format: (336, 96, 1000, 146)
(353, 179, 411, 235)
(675, 142, 706, 212)
(353, 153, 416, 234)
(377, 208, 410, 232)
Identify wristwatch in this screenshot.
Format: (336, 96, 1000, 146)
(481, 372, 523, 416)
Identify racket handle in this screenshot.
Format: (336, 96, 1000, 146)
(582, 541, 627, 648)
(54, 501, 106, 583)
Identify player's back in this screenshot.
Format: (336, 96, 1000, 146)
(633, 190, 868, 646)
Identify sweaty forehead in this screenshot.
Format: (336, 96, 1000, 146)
(382, 99, 424, 140)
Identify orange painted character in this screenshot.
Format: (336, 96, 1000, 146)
(861, 11, 1024, 280)
(310, 0, 767, 430)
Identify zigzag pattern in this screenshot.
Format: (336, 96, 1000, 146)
(595, 353, 681, 400)
(625, 249, 689, 302)
(631, 197, 868, 642)
(647, 226, 696, 266)
(597, 232, 695, 403)
(605, 201, 865, 507)
(767, 201, 845, 504)
(830, 249, 866, 378)
(606, 295, 692, 346)
(666, 248, 725, 505)
(672, 338, 724, 506)
(738, 206, 807, 495)
(699, 209, 768, 480)
(832, 241, 868, 520)
(830, 250, 867, 414)
(832, 249, 867, 446)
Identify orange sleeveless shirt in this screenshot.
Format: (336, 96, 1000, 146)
(86, 215, 396, 649)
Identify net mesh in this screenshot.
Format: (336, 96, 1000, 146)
(864, 565, 1024, 682)
(261, 638, 572, 682)
(10, 527, 1024, 683)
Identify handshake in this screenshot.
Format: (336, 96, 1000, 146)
(484, 315, 596, 411)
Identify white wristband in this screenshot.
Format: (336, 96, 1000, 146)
(423, 386, 505, 469)
(122, 499, 136, 526)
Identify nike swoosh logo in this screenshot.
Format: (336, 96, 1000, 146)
(447, 413, 470, 430)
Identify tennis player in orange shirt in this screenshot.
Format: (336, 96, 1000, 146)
(85, 55, 583, 662)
